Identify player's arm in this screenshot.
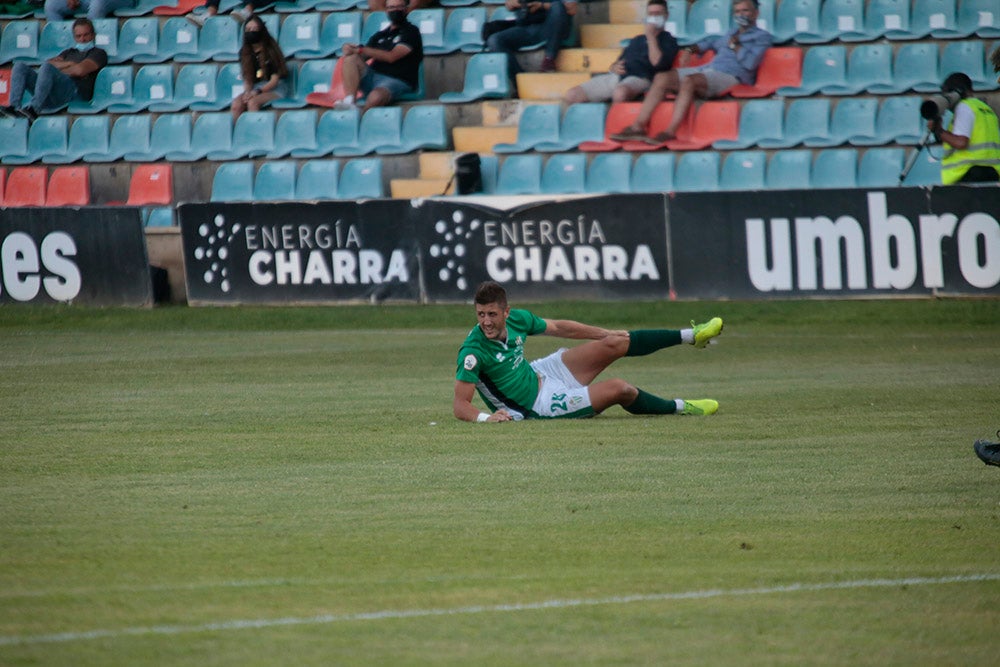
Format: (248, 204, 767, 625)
(542, 319, 629, 340)
(359, 42, 412, 63)
(453, 380, 512, 422)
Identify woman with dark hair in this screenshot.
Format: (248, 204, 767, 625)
(231, 14, 289, 121)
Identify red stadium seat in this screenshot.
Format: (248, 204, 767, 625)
(153, 0, 202, 15)
(729, 47, 804, 98)
(578, 102, 643, 152)
(4, 167, 47, 207)
(305, 58, 347, 108)
(127, 164, 173, 205)
(46, 166, 90, 206)
(0, 67, 10, 106)
(0, 168, 5, 206)
(664, 100, 740, 151)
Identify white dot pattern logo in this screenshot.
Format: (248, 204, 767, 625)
(430, 210, 480, 292)
(193, 214, 241, 294)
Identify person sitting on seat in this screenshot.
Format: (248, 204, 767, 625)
(612, 0, 771, 144)
(44, 0, 135, 23)
(564, 0, 678, 105)
(0, 18, 107, 122)
(334, 0, 424, 113)
(186, 0, 266, 27)
(231, 14, 290, 121)
(485, 0, 577, 81)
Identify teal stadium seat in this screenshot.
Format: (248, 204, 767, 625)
(771, 0, 822, 44)
(822, 43, 894, 95)
(86, 114, 150, 162)
(899, 148, 942, 186)
(144, 207, 175, 227)
(114, 18, 159, 64)
(860, 0, 912, 41)
(279, 13, 322, 58)
(166, 112, 232, 161)
(411, 9, 447, 55)
(909, 0, 960, 40)
(720, 150, 767, 191)
(209, 110, 276, 160)
(684, 0, 731, 45)
(673, 151, 720, 192)
(126, 113, 191, 161)
(211, 161, 254, 202)
(812, 149, 858, 189)
(807, 97, 877, 148)
(111, 64, 174, 112)
(274, 0, 345, 12)
(4, 116, 68, 166)
(253, 161, 298, 201)
(150, 63, 217, 112)
(757, 98, 830, 149)
(142, 17, 200, 63)
(663, 0, 690, 43)
(45, 115, 109, 164)
(92, 18, 119, 63)
(540, 153, 586, 194)
(951, 0, 1000, 38)
(68, 65, 133, 113)
(850, 96, 924, 146)
(939, 40, 998, 90)
(291, 108, 359, 158)
(197, 15, 240, 62)
(535, 103, 607, 152)
(295, 159, 339, 200)
(0, 117, 29, 163)
(116, 0, 167, 17)
(338, 158, 383, 199)
(797, 0, 864, 44)
(268, 109, 319, 158)
(754, 0, 775, 34)
(496, 154, 542, 195)
(713, 98, 784, 149)
(335, 106, 402, 157)
(776, 45, 846, 97)
(494, 104, 561, 153)
(765, 149, 812, 189)
(869, 42, 940, 94)
(478, 154, 499, 194)
(273, 59, 335, 109)
(0, 21, 38, 65)
(439, 53, 511, 103)
(858, 147, 905, 187)
(37, 20, 74, 63)
(189, 62, 241, 111)
(441, 0, 477, 7)
(585, 153, 632, 194)
(448, 7, 487, 53)
(297, 12, 361, 58)
(376, 104, 448, 154)
(361, 12, 389, 44)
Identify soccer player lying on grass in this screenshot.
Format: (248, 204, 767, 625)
(453, 281, 723, 422)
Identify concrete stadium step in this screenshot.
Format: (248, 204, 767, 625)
(515, 73, 592, 100)
(419, 152, 459, 180)
(390, 178, 453, 198)
(580, 23, 643, 49)
(609, 0, 646, 24)
(452, 125, 518, 154)
(556, 48, 620, 73)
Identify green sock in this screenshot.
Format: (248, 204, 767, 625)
(626, 329, 683, 357)
(624, 388, 678, 415)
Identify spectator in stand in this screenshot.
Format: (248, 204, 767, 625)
(231, 14, 289, 121)
(485, 0, 577, 82)
(368, 0, 435, 9)
(186, 0, 261, 26)
(44, 0, 134, 22)
(0, 18, 107, 122)
(563, 0, 678, 105)
(612, 0, 771, 144)
(334, 0, 423, 113)
(926, 72, 1000, 184)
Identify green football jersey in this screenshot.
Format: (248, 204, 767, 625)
(455, 308, 548, 415)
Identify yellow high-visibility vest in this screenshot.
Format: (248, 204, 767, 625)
(942, 98, 1000, 184)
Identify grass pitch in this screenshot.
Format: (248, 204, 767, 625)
(1, 299, 998, 665)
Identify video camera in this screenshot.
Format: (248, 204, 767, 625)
(920, 90, 962, 121)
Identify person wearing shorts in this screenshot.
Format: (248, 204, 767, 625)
(335, 0, 423, 113)
(611, 0, 771, 145)
(453, 281, 723, 422)
(564, 0, 678, 105)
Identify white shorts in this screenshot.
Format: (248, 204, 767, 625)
(577, 73, 651, 102)
(676, 65, 739, 97)
(528, 349, 595, 419)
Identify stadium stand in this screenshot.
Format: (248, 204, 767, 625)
(812, 148, 858, 188)
(673, 150, 721, 192)
(268, 108, 319, 158)
(46, 115, 109, 164)
(719, 149, 767, 190)
(127, 163, 173, 205)
(337, 157, 383, 199)
(586, 152, 632, 193)
(211, 160, 253, 202)
(295, 159, 339, 200)
(45, 165, 90, 205)
(253, 160, 298, 201)
(496, 154, 543, 195)
(494, 103, 561, 153)
(3, 165, 46, 205)
(540, 152, 586, 194)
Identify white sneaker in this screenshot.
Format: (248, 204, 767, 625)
(231, 6, 252, 23)
(185, 12, 207, 27)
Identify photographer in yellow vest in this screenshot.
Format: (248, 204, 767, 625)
(926, 72, 1000, 185)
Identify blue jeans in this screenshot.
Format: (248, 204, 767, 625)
(44, 0, 136, 22)
(486, 1, 571, 78)
(8, 62, 80, 113)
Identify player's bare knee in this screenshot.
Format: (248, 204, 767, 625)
(614, 379, 638, 404)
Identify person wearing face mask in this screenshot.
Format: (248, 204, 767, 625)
(0, 18, 107, 122)
(44, 0, 135, 24)
(232, 15, 290, 121)
(612, 0, 771, 144)
(334, 0, 424, 112)
(564, 0, 678, 105)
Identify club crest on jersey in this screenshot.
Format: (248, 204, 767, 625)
(464, 354, 477, 370)
(495, 352, 504, 361)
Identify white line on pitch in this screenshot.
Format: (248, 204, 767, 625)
(1, 573, 997, 647)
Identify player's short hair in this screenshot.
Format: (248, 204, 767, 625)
(735, 0, 759, 8)
(647, 0, 667, 8)
(474, 281, 507, 308)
